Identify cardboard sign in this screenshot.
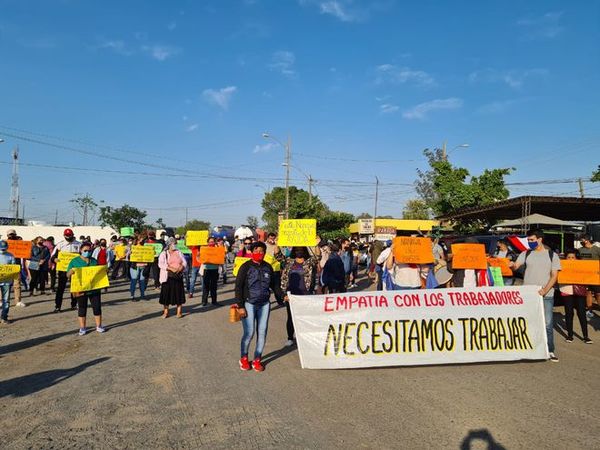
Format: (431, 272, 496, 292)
(487, 257, 513, 277)
(392, 237, 434, 264)
(233, 257, 251, 276)
(264, 253, 281, 272)
(7, 240, 32, 259)
(451, 244, 488, 270)
(186, 231, 209, 246)
(57, 252, 80, 272)
(358, 219, 374, 234)
(144, 243, 163, 257)
(199, 246, 225, 265)
(558, 260, 600, 285)
(0, 264, 21, 282)
(278, 219, 317, 247)
(489, 267, 504, 286)
(129, 245, 155, 263)
(176, 240, 192, 255)
(70, 265, 110, 293)
(120, 227, 135, 237)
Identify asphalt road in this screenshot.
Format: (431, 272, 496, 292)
(1, 273, 599, 449)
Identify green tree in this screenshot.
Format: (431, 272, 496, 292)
(70, 193, 101, 226)
(176, 219, 211, 236)
(261, 186, 327, 232)
(155, 217, 167, 229)
(592, 165, 600, 182)
(402, 199, 430, 220)
(246, 215, 259, 229)
(99, 204, 147, 232)
(318, 211, 355, 241)
(356, 212, 372, 219)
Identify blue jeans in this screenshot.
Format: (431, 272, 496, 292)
(241, 301, 271, 359)
(129, 267, 147, 298)
(189, 267, 202, 295)
(183, 255, 192, 291)
(543, 295, 555, 353)
(1, 284, 11, 320)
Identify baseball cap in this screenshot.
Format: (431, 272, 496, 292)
(64, 228, 74, 237)
(6, 229, 16, 236)
(0, 240, 8, 250)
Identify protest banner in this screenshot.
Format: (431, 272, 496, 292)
(487, 257, 513, 276)
(0, 264, 21, 282)
(289, 286, 548, 369)
(177, 240, 192, 255)
(233, 257, 251, 276)
(199, 246, 226, 265)
(263, 253, 281, 272)
(56, 252, 80, 272)
(451, 244, 488, 270)
(558, 260, 600, 285)
(186, 231, 209, 246)
(129, 245, 156, 263)
(392, 237, 434, 264)
(120, 227, 134, 237)
(7, 240, 32, 259)
(70, 265, 110, 293)
(144, 243, 163, 257)
(278, 219, 317, 247)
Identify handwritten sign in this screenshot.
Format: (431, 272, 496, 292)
(120, 227, 135, 237)
(186, 231, 209, 246)
(451, 244, 488, 270)
(144, 243, 163, 257)
(489, 267, 504, 286)
(7, 240, 32, 259)
(177, 240, 192, 255)
(233, 257, 251, 276)
(57, 252, 80, 272)
(392, 237, 434, 264)
(199, 246, 226, 265)
(263, 253, 281, 272)
(0, 264, 21, 282)
(488, 257, 513, 276)
(558, 260, 600, 285)
(278, 219, 317, 247)
(70, 265, 110, 293)
(130, 245, 155, 263)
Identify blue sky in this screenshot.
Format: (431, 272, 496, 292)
(1, 0, 598, 227)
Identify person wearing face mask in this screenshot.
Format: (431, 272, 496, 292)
(236, 238, 253, 258)
(67, 242, 105, 335)
(577, 235, 600, 319)
(43, 236, 57, 292)
(5, 229, 26, 308)
(127, 236, 147, 301)
(558, 250, 592, 344)
(511, 229, 561, 362)
(28, 236, 50, 296)
(51, 228, 81, 313)
(0, 240, 16, 324)
(158, 237, 187, 318)
(201, 237, 220, 307)
(235, 241, 284, 372)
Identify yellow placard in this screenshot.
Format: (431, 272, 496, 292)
(186, 230, 209, 246)
(0, 264, 21, 282)
(233, 257, 251, 276)
(57, 252, 80, 272)
(130, 245, 155, 263)
(263, 253, 281, 272)
(277, 219, 317, 247)
(70, 265, 110, 293)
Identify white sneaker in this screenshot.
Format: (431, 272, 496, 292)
(16, 302, 27, 308)
(285, 339, 295, 347)
(549, 352, 559, 362)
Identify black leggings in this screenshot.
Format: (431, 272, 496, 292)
(77, 292, 102, 318)
(285, 302, 294, 340)
(29, 269, 46, 293)
(55, 271, 76, 309)
(563, 295, 588, 339)
(202, 269, 219, 304)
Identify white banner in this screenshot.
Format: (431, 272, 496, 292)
(289, 286, 548, 369)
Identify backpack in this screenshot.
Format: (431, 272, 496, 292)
(516, 249, 555, 279)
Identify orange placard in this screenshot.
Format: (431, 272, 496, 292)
(558, 260, 600, 285)
(451, 243, 488, 270)
(199, 246, 226, 265)
(392, 237, 434, 264)
(7, 240, 33, 259)
(487, 257, 513, 276)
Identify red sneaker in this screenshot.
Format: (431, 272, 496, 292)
(239, 356, 251, 371)
(252, 358, 264, 372)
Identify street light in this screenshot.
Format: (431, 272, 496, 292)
(262, 132, 291, 219)
(442, 141, 470, 160)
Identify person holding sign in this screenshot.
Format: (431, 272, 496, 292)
(492, 239, 517, 286)
(5, 230, 26, 308)
(0, 240, 16, 324)
(51, 228, 81, 313)
(383, 239, 423, 291)
(558, 251, 592, 344)
(128, 237, 148, 301)
(201, 237, 220, 307)
(158, 237, 187, 318)
(28, 236, 50, 296)
(67, 242, 105, 336)
(235, 241, 284, 372)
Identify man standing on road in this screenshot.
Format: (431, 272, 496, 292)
(0, 240, 16, 324)
(51, 228, 81, 312)
(512, 229, 561, 362)
(577, 235, 600, 318)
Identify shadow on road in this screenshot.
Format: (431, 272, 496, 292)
(262, 343, 297, 366)
(460, 429, 506, 450)
(0, 357, 110, 398)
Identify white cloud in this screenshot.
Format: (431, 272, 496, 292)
(478, 98, 531, 114)
(516, 11, 564, 39)
(468, 68, 548, 89)
(97, 39, 133, 56)
(142, 45, 181, 61)
(375, 64, 435, 87)
(269, 50, 297, 77)
(202, 86, 237, 110)
(253, 142, 278, 154)
(167, 21, 177, 31)
(299, 0, 387, 23)
(380, 103, 399, 114)
(319, 1, 358, 22)
(186, 123, 199, 132)
(402, 98, 463, 120)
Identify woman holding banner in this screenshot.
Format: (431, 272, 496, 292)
(158, 237, 187, 318)
(67, 242, 105, 336)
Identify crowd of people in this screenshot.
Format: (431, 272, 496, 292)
(0, 226, 598, 371)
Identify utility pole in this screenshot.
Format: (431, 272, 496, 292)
(442, 141, 447, 160)
(10, 146, 20, 220)
(308, 175, 313, 205)
(54, 209, 58, 225)
(185, 207, 189, 224)
(578, 178, 585, 198)
(284, 135, 291, 219)
(82, 192, 89, 226)
(374, 176, 379, 222)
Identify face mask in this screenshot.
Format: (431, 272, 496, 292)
(251, 253, 264, 263)
(528, 241, 539, 250)
(65, 236, 74, 242)
(82, 251, 91, 258)
(208, 242, 215, 247)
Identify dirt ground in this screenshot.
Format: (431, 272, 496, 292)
(1, 272, 599, 449)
